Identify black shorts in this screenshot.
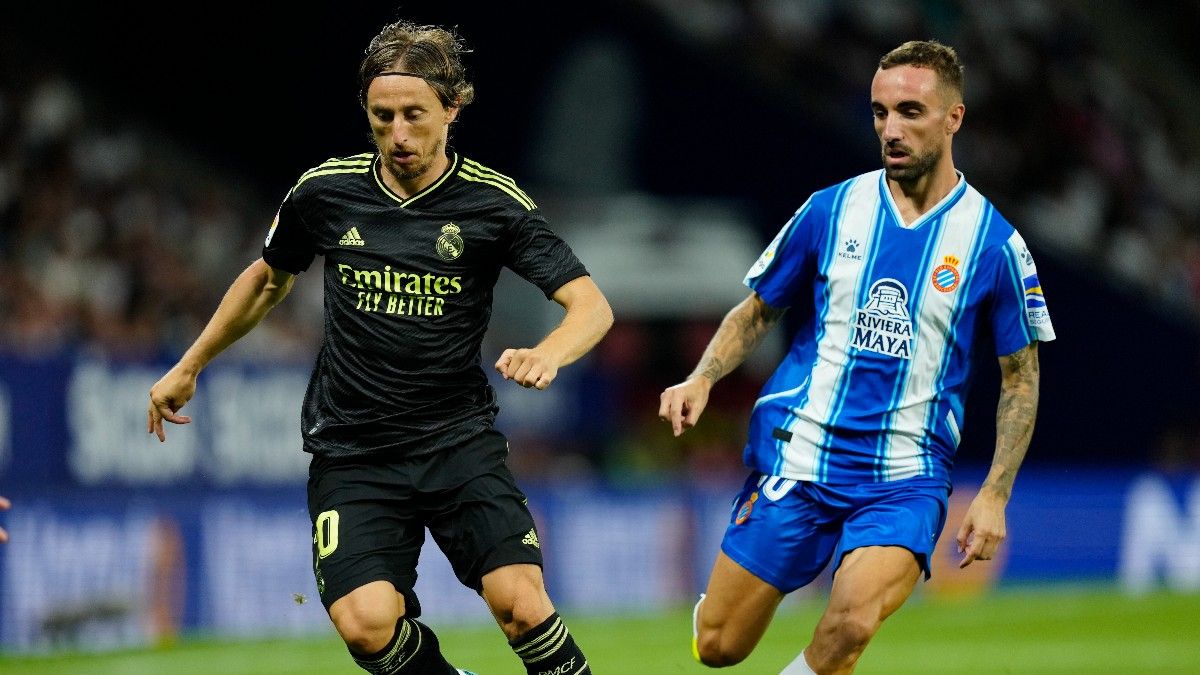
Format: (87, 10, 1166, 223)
(306, 428, 543, 614)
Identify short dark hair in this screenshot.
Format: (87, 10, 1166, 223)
(878, 40, 964, 100)
(358, 20, 476, 110)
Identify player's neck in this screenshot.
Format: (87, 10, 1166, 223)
(886, 161, 959, 223)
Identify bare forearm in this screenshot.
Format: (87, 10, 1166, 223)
(536, 297, 613, 368)
(178, 259, 293, 373)
(984, 344, 1040, 500)
(689, 293, 784, 384)
(538, 277, 614, 369)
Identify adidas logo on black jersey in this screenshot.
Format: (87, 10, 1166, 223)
(339, 227, 366, 246)
(522, 528, 540, 549)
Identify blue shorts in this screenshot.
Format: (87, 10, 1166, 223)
(720, 472, 950, 593)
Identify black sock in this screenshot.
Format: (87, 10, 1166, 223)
(509, 612, 590, 675)
(350, 617, 457, 675)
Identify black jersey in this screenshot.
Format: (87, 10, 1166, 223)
(262, 151, 588, 459)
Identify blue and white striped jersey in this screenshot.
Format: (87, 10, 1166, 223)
(743, 170, 1055, 486)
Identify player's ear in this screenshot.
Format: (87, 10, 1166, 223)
(445, 97, 462, 125)
(945, 103, 964, 135)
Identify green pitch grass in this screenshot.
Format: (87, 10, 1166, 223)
(2, 587, 1197, 674)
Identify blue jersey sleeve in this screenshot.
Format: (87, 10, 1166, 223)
(743, 197, 824, 308)
(990, 231, 1056, 356)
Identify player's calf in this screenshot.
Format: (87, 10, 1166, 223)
(482, 562, 590, 674)
(509, 612, 590, 675)
(348, 616, 459, 674)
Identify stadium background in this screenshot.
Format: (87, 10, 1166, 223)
(1, 1, 1198, 672)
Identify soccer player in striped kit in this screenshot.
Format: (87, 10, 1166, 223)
(660, 40, 1055, 674)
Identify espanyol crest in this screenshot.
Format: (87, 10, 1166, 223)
(931, 255, 961, 292)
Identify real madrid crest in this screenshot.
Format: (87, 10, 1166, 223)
(436, 223, 464, 260)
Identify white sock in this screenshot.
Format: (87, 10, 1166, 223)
(779, 649, 817, 674)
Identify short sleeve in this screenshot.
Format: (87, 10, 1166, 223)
(744, 197, 822, 308)
(505, 213, 589, 298)
(990, 231, 1056, 356)
(262, 190, 317, 274)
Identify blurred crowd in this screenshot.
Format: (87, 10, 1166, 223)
(638, 0, 1200, 321)
(0, 69, 322, 361)
(4, 3, 1199, 357)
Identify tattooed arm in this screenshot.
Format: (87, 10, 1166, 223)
(658, 292, 786, 437)
(955, 342, 1041, 568)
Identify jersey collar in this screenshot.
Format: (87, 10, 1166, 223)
(372, 151, 460, 208)
(878, 170, 967, 230)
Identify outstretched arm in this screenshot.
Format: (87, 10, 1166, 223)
(658, 292, 786, 437)
(147, 258, 295, 441)
(495, 275, 614, 390)
(956, 342, 1040, 567)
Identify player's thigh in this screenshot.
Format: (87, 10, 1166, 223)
(825, 545, 921, 623)
(424, 431, 542, 594)
(822, 480, 949, 623)
(699, 549, 785, 641)
(703, 474, 840, 641)
(829, 477, 949, 589)
(719, 473, 842, 594)
(308, 456, 426, 616)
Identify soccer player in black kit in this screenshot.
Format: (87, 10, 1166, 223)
(147, 20, 612, 675)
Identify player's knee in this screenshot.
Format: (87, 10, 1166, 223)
(695, 626, 750, 668)
(336, 621, 393, 654)
(330, 596, 403, 655)
(333, 611, 397, 654)
(820, 610, 879, 655)
(493, 590, 552, 639)
(484, 567, 553, 639)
